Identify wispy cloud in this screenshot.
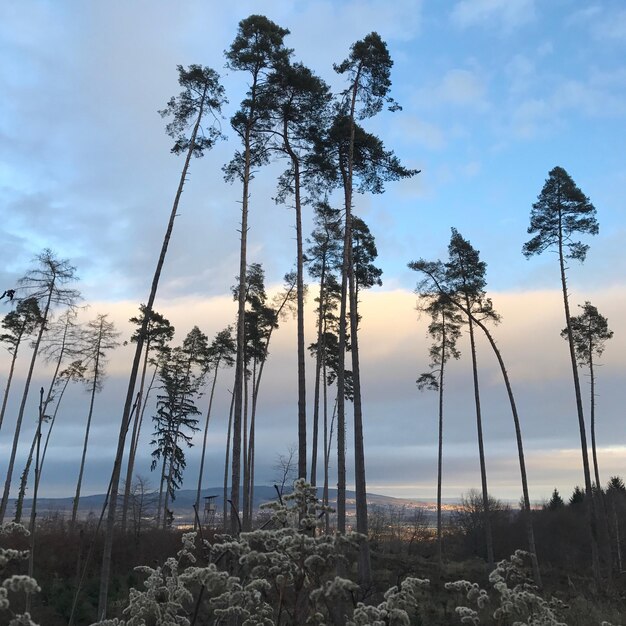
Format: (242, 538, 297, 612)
(450, 0, 535, 31)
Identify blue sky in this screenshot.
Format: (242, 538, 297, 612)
(0, 0, 625, 504)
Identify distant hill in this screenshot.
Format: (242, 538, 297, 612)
(14, 486, 450, 526)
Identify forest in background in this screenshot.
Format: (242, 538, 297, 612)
(1, 13, 625, 626)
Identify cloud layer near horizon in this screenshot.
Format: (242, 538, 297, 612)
(1, 283, 624, 502)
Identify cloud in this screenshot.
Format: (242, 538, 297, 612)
(412, 68, 490, 114)
(4, 283, 626, 503)
(450, 0, 535, 31)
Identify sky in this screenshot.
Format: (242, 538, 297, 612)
(0, 0, 625, 506)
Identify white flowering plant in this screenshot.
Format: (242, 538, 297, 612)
(0, 522, 40, 626)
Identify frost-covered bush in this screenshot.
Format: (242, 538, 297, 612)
(93, 479, 365, 625)
(0, 522, 40, 626)
(93, 483, 591, 626)
(445, 550, 567, 625)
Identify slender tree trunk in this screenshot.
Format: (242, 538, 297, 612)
(15, 327, 69, 523)
(15, 433, 37, 524)
(466, 312, 495, 568)
(121, 342, 151, 532)
(39, 376, 72, 479)
(283, 127, 307, 480)
(311, 261, 327, 487)
(0, 331, 24, 434)
(589, 356, 601, 491)
(71, 340, 102, 530)
(97, 83, 208, 618)
(0, 289, 52, 524)
(223, 390, 235, 532)
(558, 219, 601, 582)
(25, 388, 44, 614)
(156, 450, 168, 527)
(348, 244, 371, 584)
(242, 363, 250, 529)
(463, 312, 541, 586)
(194, 364, 220, 530)
(436, 330, 446, 573)
(323, 360, 330, 534)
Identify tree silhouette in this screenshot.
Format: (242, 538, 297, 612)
(155, 326, 208, 529)
(0, 298, 42, 434)
(305, 201, 342, 489)
(264, 59, 331, 481)
(415, 294, 462, 571)
(98, 63, 225, 617)
(71, 313, 120, 529)
(546, 488, 565, 511)
(194, 327, 236, 529)
(15, 308, 82, 524)
(121, 306, 175, 533)
(325, 32, 417, 584)
(0, 249, 80, 524)
(410, 229, 542, 584)
(224, 14, 291, 534)
(561, 302, 613, 492)
(523, 166, 601, 581)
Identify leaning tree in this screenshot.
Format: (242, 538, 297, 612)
(98, 64, 225, 618)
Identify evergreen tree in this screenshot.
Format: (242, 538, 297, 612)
(224, 15, 291, 534)
(523, 166, 601, 581)
(320, 33, 417, 583)
(305, 201, 343, 488)
(264, 59, 332, 481)
(155, 326, 208, 529)
(121, 306, 175, 533)
(561, 302, 613, 492)
(0, 298, 42, 434)
(546, 488, 565, 511)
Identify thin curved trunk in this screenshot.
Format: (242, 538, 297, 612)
(558, 209, 601, 582)
(15, 325, 69, 523)
(223, 390, 235, 532)
(323, 360, 330, 534)
(121, 342, 151, 532)
(156, 451, 168, 527)
(0, 331, 23, 434)
(436, 330, 446, 573)
(25, 388, 44, 614)
(466, 311, 494, 568)
(98, 81, 209, 618)
(465, 312, 541, 586)
(283, 121, 307, 480)
(194, 364, 220, 530)
(242, 360, 250, 528)
(0, 288, 53, 524)
(39, 376, 72, 478)
(71, 345, 102, 530)
(311, 258, 327, 487)
(589, 355, 601, 491)
(348, 242, 371, 584)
